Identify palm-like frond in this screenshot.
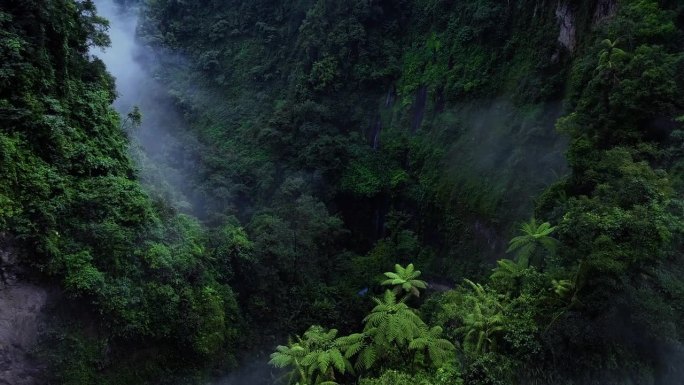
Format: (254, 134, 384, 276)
(317, 351, 331, 375)
(270, 325, 362, 384)
(455, 280, 506, 356)
(463, 279, 486, 297)
(408, 326, 455, 367)
(270, 347, 296, 367)
(336, 332, 365, 360)
(490, 259, 523, 280)
(506, 218, 558, 267)
(490, 258, 528, 293)
(381, 263, 427, 298)
(359, 290, 428, 368)
(357, 344, 377, 370)
(330, 349, 346, 373)
(270, 342, 311, 384)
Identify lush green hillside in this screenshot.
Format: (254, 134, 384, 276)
(1, 0, 683, 384)
(1, 2, 241, 383)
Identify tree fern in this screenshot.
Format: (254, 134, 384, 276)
(357, 344, 377, 370)
(363, 291, 424, 344)
(382, 263, 428, 298)
(270, 342, 310, 384)
(507, 218, 558, 267)
(455, 280, 506, 357)
(408, 326, 456, 367)
(359, 290, 427, 369)
(337, 333, 365, 359)
(270, 326, 362, 384)
(490, 258, 526, 293)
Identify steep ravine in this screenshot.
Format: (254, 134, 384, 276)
(2, 0, 680, 383)
(92, 0, 201, 213)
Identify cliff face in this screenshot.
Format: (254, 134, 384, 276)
(556, 1, 577, 52)
(0, 243, 49, 385)
(594, 0, 618, 22)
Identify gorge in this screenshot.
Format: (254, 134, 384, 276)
(0, 0, 683, 384)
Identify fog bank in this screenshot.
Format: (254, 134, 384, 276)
(92, 0, 199, 211)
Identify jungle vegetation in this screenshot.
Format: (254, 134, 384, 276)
(1, 0, 683, 384)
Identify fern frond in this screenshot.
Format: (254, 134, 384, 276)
(317, 352, 330, 375)
(395, 263, 405, 275)
(384, 272, 400, 280)
(357, 345, 377, 369)
(409, 337, 428, 350)
(330, 349, 346, 373)
(436, 338, 455, 351)
(269, 353, 293, 368)
(301, 352, 316, 367)
(344, 341, 364, 358)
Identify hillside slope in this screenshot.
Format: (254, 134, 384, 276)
(1, 0, 683, 384)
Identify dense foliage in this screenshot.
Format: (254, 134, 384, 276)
(1, 1, 241, 383)
(1, 0, 683, 384)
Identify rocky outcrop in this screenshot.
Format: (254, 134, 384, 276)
(555, 0, 618, 53)
(594, 0, 618, 24)
(0, 242, 49, 385)
(556, 1, 576, 52)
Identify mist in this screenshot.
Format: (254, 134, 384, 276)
(90, 2, 274, 384)
(84, 2, 683, 385)
(92, 0, 200, 212)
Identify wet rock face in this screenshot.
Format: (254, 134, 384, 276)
(556, 1, 576, 52)
(594, 0, 618, 24)
(0, 244, 49, 385)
